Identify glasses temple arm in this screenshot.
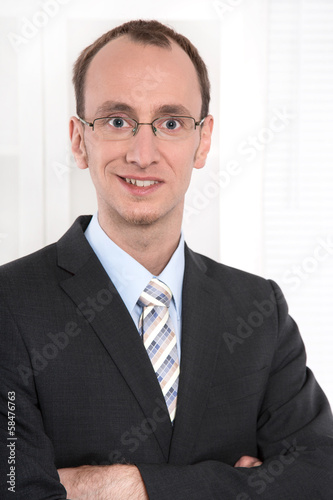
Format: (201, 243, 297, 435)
(77, 116, 94, 128)
(195, 117, 206, 128)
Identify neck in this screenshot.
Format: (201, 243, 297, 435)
(97, 212, 182, 276)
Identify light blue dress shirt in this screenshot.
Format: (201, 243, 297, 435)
(85, 213, 185, 359)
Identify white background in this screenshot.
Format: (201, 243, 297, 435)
(0, 0, 332, 405)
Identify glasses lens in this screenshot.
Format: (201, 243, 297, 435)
(94, 116, 137, 140)
(153, 116, 195, 140)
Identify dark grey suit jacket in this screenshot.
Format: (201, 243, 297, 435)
(0, 216, 332, 499)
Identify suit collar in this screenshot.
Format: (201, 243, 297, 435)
(57, 215, 94, 274)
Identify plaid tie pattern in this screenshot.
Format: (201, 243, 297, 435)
(138, 278, 179, 422)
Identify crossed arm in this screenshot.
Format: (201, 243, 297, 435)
(58, 456, 262, 499)
(58, 464, 148, 500)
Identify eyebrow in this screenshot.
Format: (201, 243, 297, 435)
(94, 101, 193, 118)
(95, 101, 135, 117)
(155, 104, 193, 116)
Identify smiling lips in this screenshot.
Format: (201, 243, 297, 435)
(124, 178, 159, 187)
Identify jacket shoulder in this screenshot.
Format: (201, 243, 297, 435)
(187, 246, 271, 289)
(0, 243, 58, 291)
(0, 215, 92, 287)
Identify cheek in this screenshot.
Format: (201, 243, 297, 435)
(85, 142, 121, 175)
(165, 142, 198, 178)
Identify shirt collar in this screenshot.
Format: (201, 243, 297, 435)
(85, 213, 184, 319)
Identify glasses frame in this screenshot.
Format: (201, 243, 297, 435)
(77, 115, 206, 140)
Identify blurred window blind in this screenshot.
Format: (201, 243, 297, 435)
(264, 0, 333, 401)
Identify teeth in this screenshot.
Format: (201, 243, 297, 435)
(125, 178, 158, 187)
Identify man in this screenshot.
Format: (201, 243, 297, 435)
(0, 19, 332, 500)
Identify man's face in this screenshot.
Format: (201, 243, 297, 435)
(70, 35, 213, 228)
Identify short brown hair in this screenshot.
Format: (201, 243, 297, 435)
(72, 19, 210, 119)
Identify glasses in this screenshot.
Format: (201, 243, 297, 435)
(78, 115, 205, 141)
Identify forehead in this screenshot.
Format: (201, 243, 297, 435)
(84, 35, 202, 117)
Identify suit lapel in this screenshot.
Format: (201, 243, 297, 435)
(56, 217, 172, 461)
(168, 247, 225, 464)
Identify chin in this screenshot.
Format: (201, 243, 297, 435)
(123, 210, 161, 226)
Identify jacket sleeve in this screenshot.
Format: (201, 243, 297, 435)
(0, 296, 67, 500)
(137, 280, 333, 499)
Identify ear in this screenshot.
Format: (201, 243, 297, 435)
(194, 115, 214, 170)
(69, 116, 89, 170)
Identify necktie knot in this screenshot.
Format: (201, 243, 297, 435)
(137, 278, 172, 309)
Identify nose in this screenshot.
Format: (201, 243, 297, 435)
(125, 123, 161, 168)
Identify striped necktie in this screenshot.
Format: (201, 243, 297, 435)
(138, 278, 179, 423)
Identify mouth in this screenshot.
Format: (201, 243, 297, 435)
(118, 176, 162, 195)
(124, 178, 159, 187)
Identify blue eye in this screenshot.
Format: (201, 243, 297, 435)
(110, 117, 125, 128)
(165, 119, 179, 130)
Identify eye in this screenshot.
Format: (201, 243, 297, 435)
(163, 118, 181, 130)
(108, 117, 130, 128)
